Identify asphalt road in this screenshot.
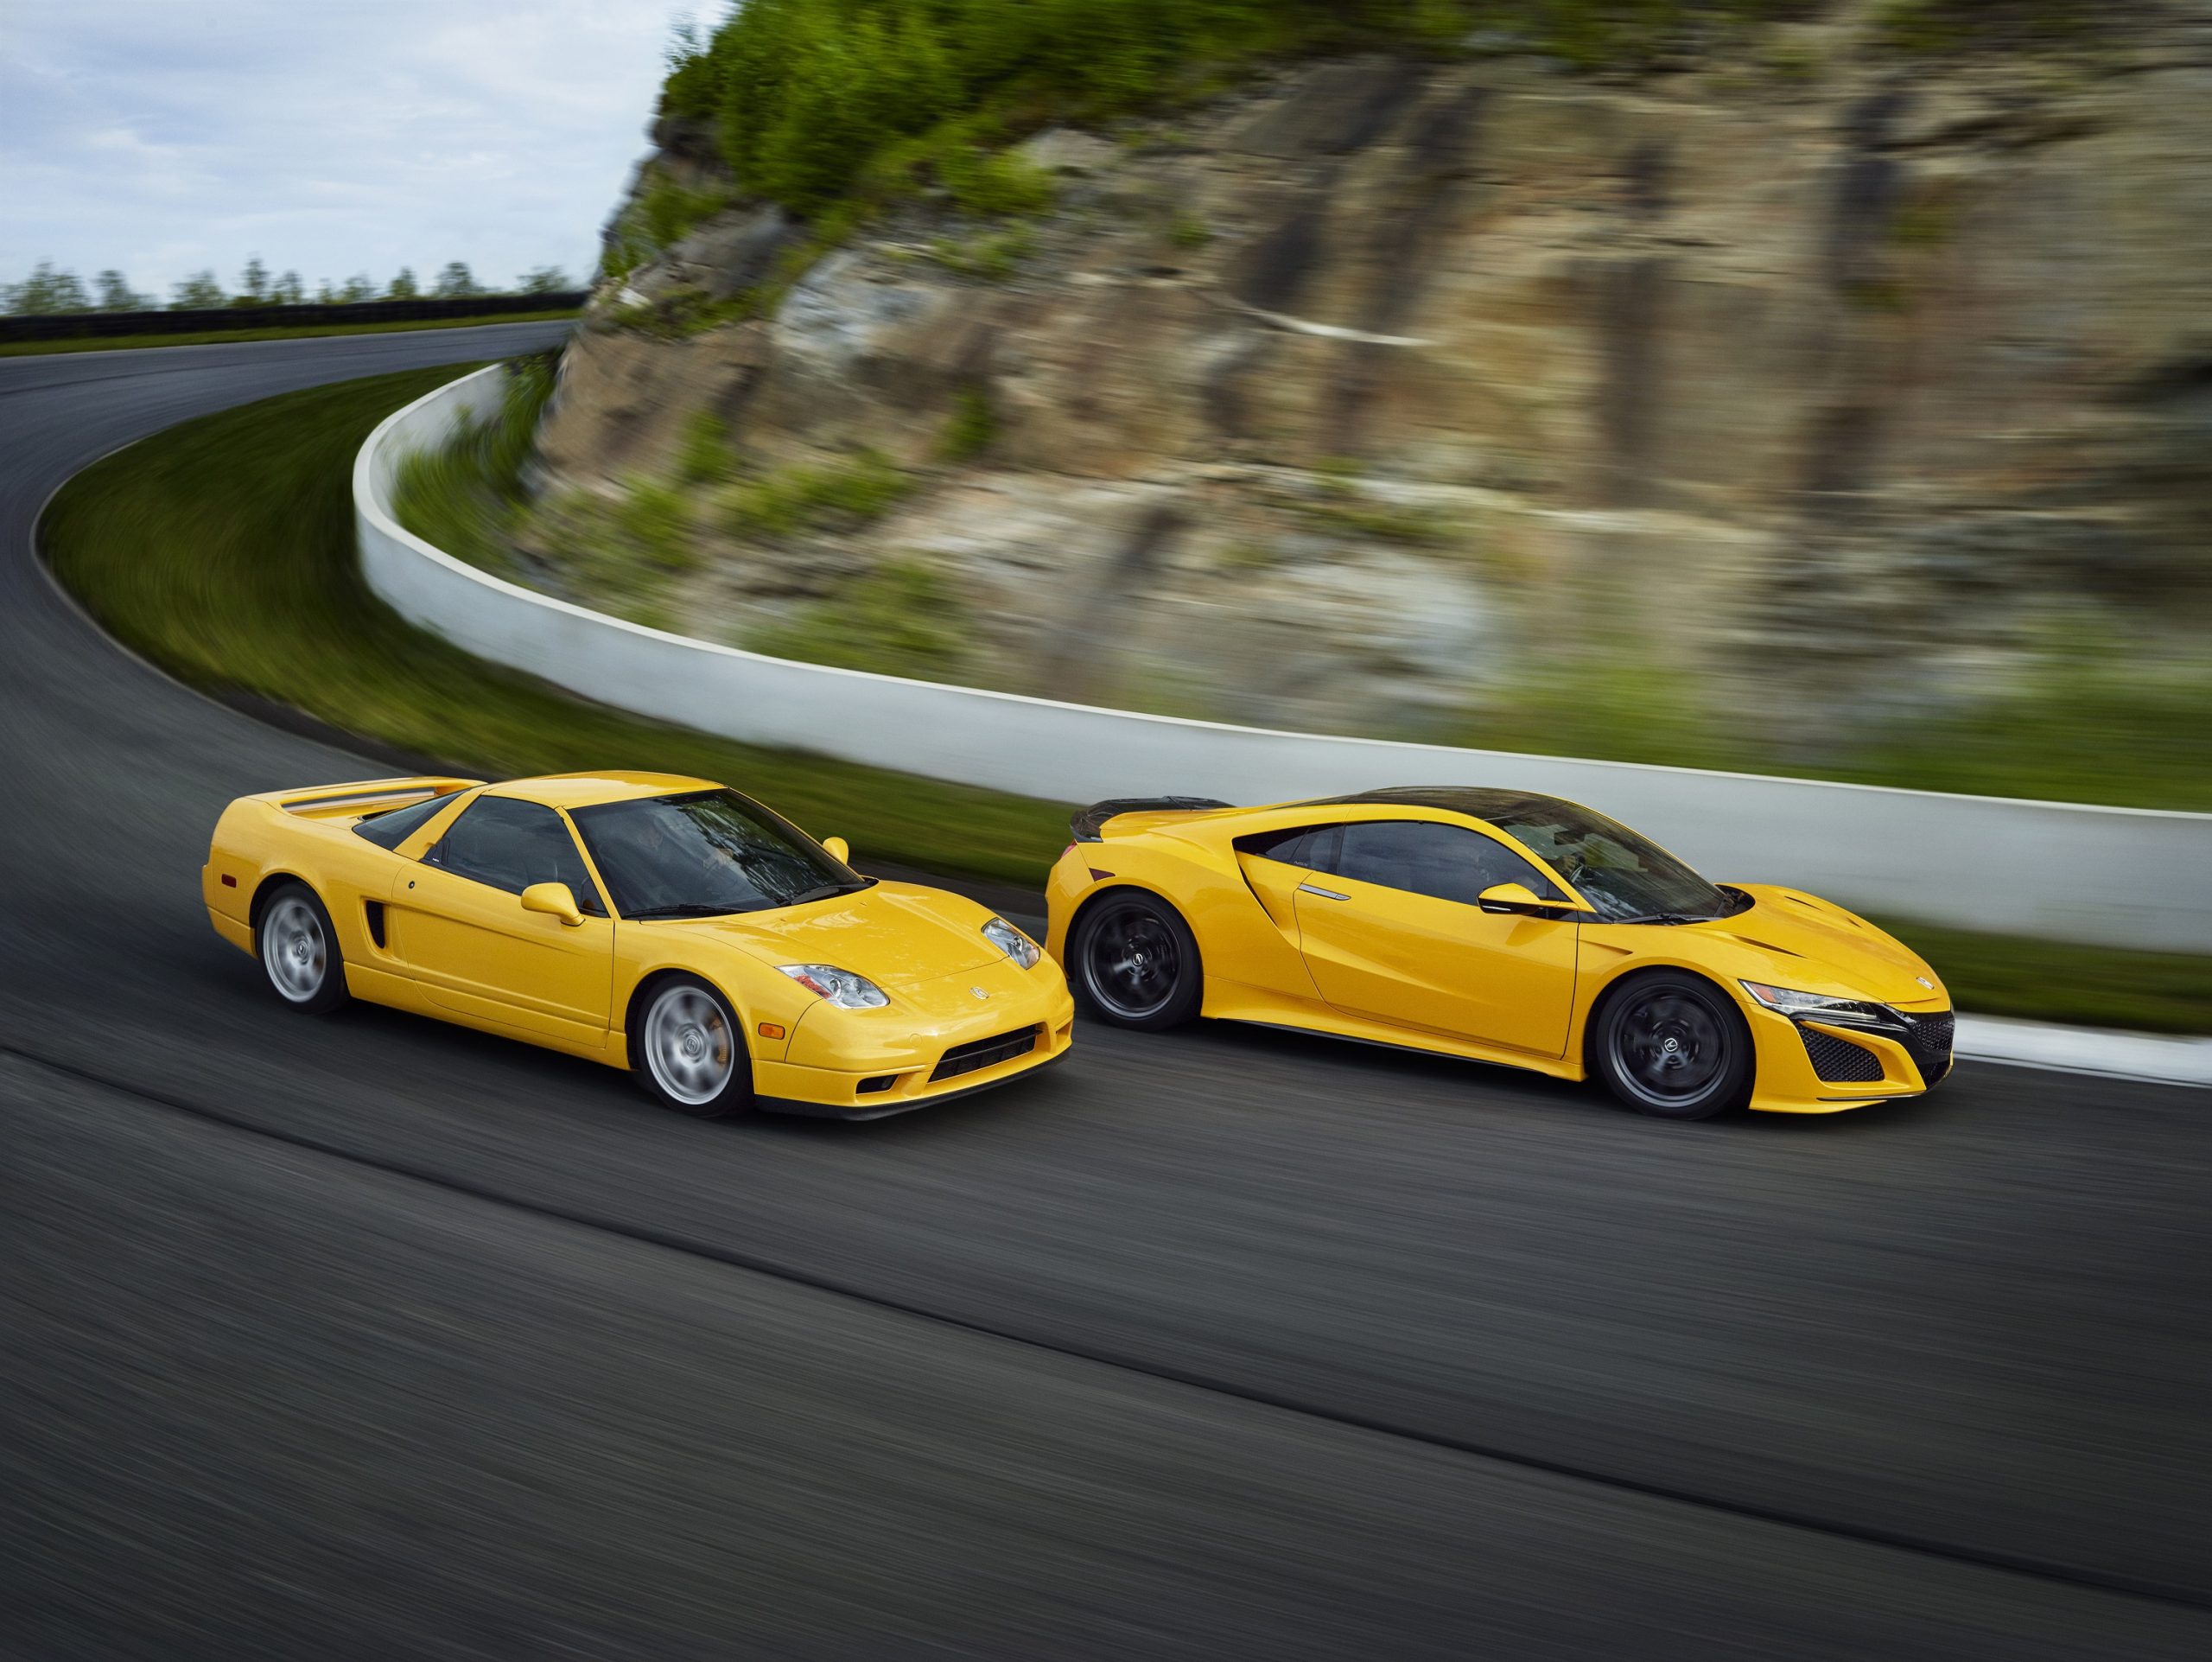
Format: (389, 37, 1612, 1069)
(3, 328, 2209, 1658)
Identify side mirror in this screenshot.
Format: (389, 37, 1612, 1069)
(1479, 882, 1590, 916)
(520, 881, 584, 927)
(821, 835, 851, 864)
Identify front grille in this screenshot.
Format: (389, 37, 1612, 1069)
(931, 1025, 1042, 1084)
(1900, 1009, 1954, 1085)
(1800, 1026, 1884, 1084)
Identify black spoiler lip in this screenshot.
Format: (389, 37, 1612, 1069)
(1071, 796, 1234, 844)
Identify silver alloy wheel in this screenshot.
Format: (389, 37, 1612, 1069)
(644, 984, 736, 1107)
(261, 895, 327, 1004)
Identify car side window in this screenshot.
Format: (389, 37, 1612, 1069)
(427, 796, 605, 915)
(1335, 820, 1562, 907)
(1236, 824, 1344, 870)
(352, 789, 462, 850)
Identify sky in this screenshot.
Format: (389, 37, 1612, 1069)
(0, 2, 691, 302)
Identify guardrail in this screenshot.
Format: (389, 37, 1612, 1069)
(0, 291, 587, 344)
(358, 367, 2212, 953)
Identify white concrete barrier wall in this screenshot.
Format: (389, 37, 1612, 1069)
(359, 367, 2212, 953)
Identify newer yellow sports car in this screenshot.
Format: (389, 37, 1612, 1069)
(203, 771, 1072, 1118)
(1045, 788, 1953, 1118)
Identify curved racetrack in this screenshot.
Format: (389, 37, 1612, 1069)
(3, 328, 2209, 1658)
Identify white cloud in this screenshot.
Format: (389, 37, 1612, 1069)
(0, 1, 686, 298)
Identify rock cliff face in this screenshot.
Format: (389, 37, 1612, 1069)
(525, 5, 2212, 771)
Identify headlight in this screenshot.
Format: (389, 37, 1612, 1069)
(778, 964, 889, 1009)
(982, 916, 1041, 969)
(1741, 981, 1888, 1026)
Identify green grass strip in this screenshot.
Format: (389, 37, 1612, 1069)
(0, 309, 582, 358)
(1866, 917, 2212, 1036)
(36, 366, 2211, 1032)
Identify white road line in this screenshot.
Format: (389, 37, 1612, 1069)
(1956, 1015, 2212, 1088)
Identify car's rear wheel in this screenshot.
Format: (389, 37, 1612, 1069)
(1071, 890, 1202, 1030)
(256, 880, 348, 1014)
(632, 976, 752, 1118)
(1590, 971, 1753, 1120)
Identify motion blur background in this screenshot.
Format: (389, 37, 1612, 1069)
(12, 2, 2210, 819)
(426, 0, 2212, 816)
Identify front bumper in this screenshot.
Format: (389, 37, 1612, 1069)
(753, 953, 1076, 1116)
(762, 1046, 1071, 1119)
(1745, 998, 1955, 1113)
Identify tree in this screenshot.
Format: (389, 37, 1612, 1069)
(517, 264, 573, 295)
(387, 266, 420, 300)
(170, 270, 226, 309)
(3, 259, 93, 314)
(92, 270, 145, 311)
(3, 261, 93, 315)
(337, 273, 377, 302)
(664, 13, 702, 74)
(273, 270, 305, 304)
(238, 255, 270, 305)
(432, 260, 480, 298)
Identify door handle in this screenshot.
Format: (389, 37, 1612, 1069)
(1297, 882, 1350, 901)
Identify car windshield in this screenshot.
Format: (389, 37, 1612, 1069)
(1480, 799, 1744, 924)
(569, 789, 866, 920)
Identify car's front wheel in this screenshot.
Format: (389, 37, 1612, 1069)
(1589, 971, 1753, 1120)
(1071, 890, 1203, 1030)
(632, 976, 753, 1118)
(256, 880, 349, 1015)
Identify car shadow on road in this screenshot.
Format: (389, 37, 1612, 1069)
(323, 990, 1961, 1145)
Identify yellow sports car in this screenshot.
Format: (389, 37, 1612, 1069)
(203, 771, 1072, 1118)
(1046, 788, 1953, 1118)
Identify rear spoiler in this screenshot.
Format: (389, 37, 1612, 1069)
(1071, 796, 1233, 844)
(270, 776, 481, 821)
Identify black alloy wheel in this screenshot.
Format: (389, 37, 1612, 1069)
(1072, 892, 1203, 1030)
(1592, 971, 1754, 1119)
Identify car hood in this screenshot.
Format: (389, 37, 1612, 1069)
(696, 881, 1003, 988)
(1650, 884, 1946, 1006)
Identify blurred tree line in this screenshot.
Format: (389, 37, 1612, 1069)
(658, 0, 2094, 214)
(1, 258, 576, 315)
(656, 2, 1834, 213)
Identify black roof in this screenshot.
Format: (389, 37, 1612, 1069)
(1301, 787, 1574, 823)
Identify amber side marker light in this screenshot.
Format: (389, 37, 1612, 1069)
(758, 1022, 786, 1041)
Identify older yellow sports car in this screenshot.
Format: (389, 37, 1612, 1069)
(204, 771, 1072, 1118)
(1046, 788, 1953, 1118)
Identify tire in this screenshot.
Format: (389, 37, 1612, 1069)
(256, 880, 349, 1015)
(1071, 890, 1203, 1031)
(630, 976, 753, 1118)
(1588, 971, 1753, 1120)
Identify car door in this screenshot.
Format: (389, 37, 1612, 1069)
(1293, 818, 1579, 1057)
(1229, 823, 1344, 996)
(384, 793, 616, 1042)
